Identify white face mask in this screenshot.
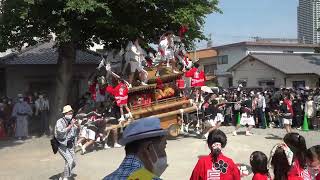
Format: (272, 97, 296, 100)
(152, 156, 168, 177)
(19, 98, 24, 102)
(150, 144, 168, 177)
(64, 114, 73, 120)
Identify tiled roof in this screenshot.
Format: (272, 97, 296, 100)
(228, 53, 320, 76)
(0, 41, 101, 65)
(213, 41, 319, 49)
(188, 48, 217, 61)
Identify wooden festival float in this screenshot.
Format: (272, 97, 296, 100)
(127, 67, 197, 138)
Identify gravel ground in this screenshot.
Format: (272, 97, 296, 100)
(0, 126, 319, 180)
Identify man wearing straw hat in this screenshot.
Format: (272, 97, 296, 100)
(103, 117, 168, 180)
(55, 105, 79, 180)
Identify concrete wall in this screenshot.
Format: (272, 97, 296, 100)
(232, 58, 285, 88)
(286, 74, 319, 89)
(215, 47, 246, 88)
(215, 46, 246, 75)
(214, 45, 315, 88)
(231, 58, 320, 89)
(5, 65, 96, 104)
(247, 46, 315, 54)
(198, 57, 216, 74)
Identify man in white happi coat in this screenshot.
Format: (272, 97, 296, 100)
(124, 38, 148, 86)
(12, 94, 33, 140)
(156, 31, 179, 76)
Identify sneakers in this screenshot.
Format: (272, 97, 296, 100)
(104, 144, 111, 149)
(204, 132, 209, 139)
(232, 131, 237, 136)
(245, 131, 253, 136)
(119, 116, 125, 121)
(155, 71, 160, 77)
(114, 143, 122, 148)
(297, 127, 302, 130)
(173, 70, 180, 74)
(141, 82, 148, 86)
(81, 146, 86, 155)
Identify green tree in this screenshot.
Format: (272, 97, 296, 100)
(0, 0, 220, 131)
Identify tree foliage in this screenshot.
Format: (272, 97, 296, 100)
(0, 0, 220, 51)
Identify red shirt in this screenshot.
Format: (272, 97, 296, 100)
(284, 99, 294, 115)
(252, 173, 268, 180)
(185, 67, 206, 87)
(190, 153, 240, 180)
(288, 159, 312, 180)
(106, 82, 128, 106)
(316, 173, 320, 180)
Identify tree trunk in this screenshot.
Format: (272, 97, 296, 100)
(49, 42, 76, 133)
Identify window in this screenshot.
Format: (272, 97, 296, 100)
(204, 64, 217, 74)
(258, 80, 275, 87)
(238, 79, 247, 87)
(292, 81, 305, 89)
(228, 77, 233, 87)
(215, 55, 228, 65)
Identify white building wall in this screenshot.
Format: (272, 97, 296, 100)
(286, 74, 319, 89)
(215, 47, 246, 76)
(247, 46, 315, 53)
(215, 45, 316, 88)
(231, 59, 319, 89)
(232, 59, 285, 88)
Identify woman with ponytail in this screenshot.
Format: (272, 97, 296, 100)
(190, 129, 240, 180)
(283, 133, 312, 180)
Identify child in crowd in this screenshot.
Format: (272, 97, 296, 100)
(283, 133, 312, 180)
(106, 79, 132, 121)
(250, 151, 269, 180)
(190, 129, 240, 180)
(306, 145, 320, 180)
(269, 142, 302, 180)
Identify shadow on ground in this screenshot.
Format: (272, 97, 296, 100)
(0, 138, 28, 150)
(49, 173, 77, 180)
(264, 133, 283, 140)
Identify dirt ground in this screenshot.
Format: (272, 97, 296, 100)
(0, 126, 319, 180)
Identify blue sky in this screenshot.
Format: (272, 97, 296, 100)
(197, 0, 298, 48)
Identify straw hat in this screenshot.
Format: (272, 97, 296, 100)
(62, 105, 73, 114)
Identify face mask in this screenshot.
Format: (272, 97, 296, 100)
(19, 98, 24, 102)
(64, 114, 73, 120)
(149, 144, 168, 177)
(153, 156, 168, 177)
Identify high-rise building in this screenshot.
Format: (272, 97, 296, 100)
(298, 0, 320, 44)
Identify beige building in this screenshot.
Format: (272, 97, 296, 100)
(0, 42, 102, 106)
(227, 53, 320, 89)
(212, 41, 318, 88)
(188, 48, 218, 86)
